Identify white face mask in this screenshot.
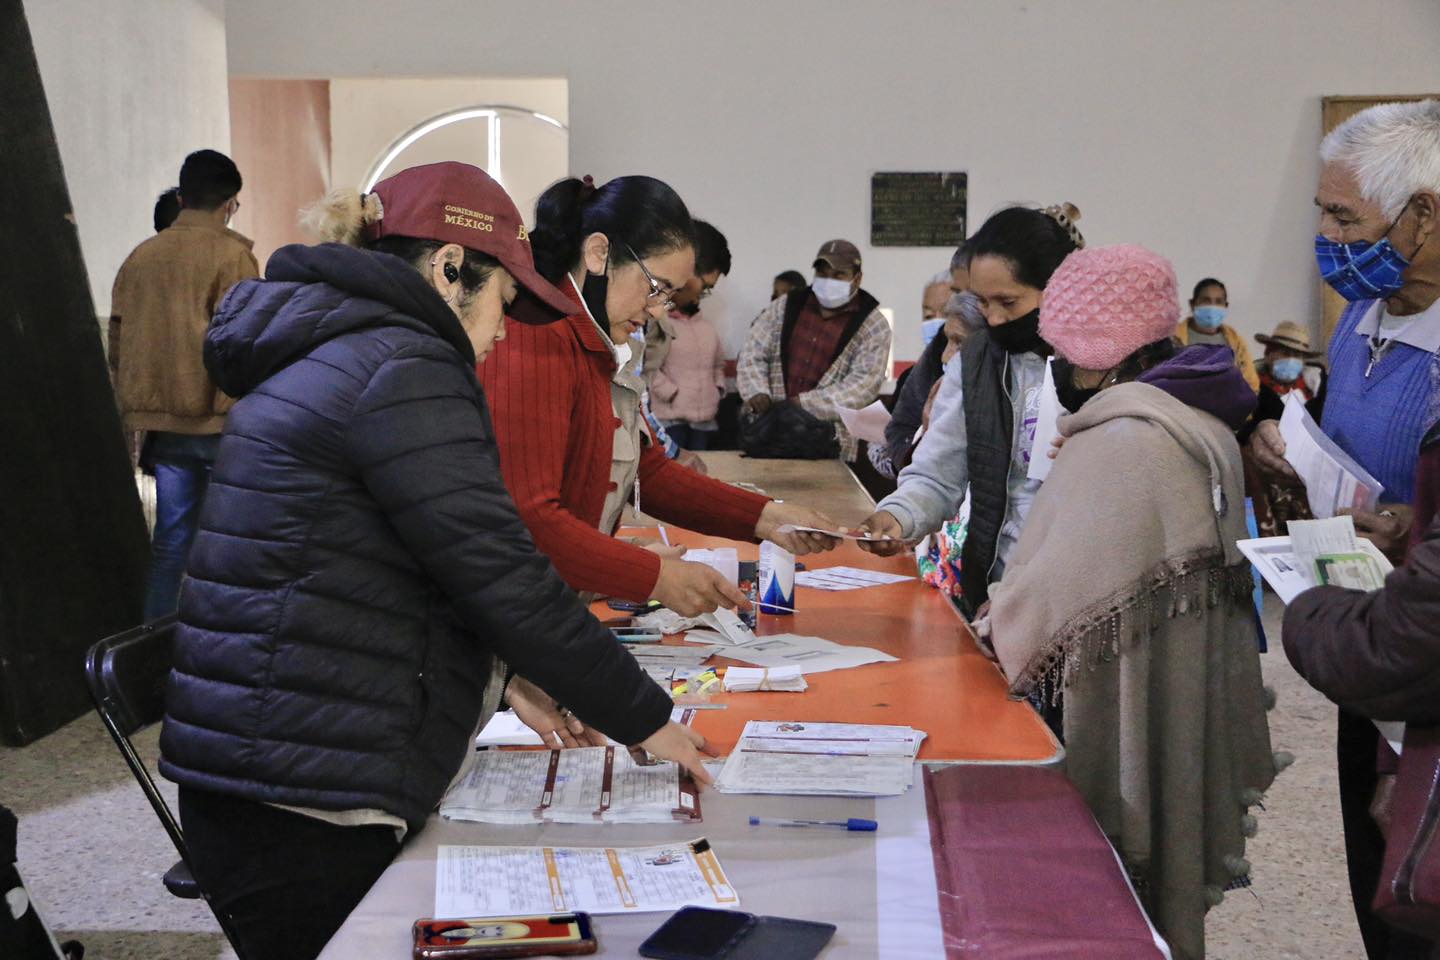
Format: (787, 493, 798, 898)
(812, 277, 856, 309)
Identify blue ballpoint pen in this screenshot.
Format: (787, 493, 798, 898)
(748, 815, 877, 832)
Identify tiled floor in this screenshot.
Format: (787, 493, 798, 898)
(0, 596, 1366, 959)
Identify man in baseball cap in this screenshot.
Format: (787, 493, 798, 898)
(736, 236, 892, 462)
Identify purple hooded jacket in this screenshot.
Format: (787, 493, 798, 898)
(1137, 343, 1258, 431)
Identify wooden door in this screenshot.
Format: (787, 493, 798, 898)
(1319, 95, 1440, 347)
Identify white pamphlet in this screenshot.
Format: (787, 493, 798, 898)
(435, 838, 738, 917)
(794, 566, 914, 591)
(837, 400, 892, 444)
(1026, 358, 1064, 482)
(719, 633, 897, 674)
(1279, 394, 1383, 519)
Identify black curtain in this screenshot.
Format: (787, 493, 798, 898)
(0, 0, 150, 744)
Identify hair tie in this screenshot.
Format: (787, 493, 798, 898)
(578, 174, 598, 203)
(1040, 203, 1086, 250)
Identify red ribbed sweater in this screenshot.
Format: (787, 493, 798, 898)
(478, 284, 770, 601)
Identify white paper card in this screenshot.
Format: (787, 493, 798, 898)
(1026, 358, 1064, 482)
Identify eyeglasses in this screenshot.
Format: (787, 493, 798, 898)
(623, 242, 675, 310)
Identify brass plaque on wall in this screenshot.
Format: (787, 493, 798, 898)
(870, 172, 967, 247)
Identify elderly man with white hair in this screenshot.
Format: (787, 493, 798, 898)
(1250, 98, 1440, 960)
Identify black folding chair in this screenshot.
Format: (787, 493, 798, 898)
(83, 618, 248, 958)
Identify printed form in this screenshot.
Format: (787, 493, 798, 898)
(435, 839, 737, 917)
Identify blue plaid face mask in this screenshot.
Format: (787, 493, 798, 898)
(1314, 203, 1414, 302)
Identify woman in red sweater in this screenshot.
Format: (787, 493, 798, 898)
(480, 176, 837, 616)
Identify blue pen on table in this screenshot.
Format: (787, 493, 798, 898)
(748, 815, 877, 832)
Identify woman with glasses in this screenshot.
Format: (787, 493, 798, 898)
(479, 175, 837, 617)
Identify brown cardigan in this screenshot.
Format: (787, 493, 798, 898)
(110, 210, 258, 433)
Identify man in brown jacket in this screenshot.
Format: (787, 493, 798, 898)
(110, 149, 258, 620)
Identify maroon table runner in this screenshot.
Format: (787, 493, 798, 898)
(923, 765, 1168, 958)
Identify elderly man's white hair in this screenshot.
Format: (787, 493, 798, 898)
(927, 269, 952, 286)
(1319, 99, 1440, 220)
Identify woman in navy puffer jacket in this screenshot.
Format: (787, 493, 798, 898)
(158, 163, 711, 960)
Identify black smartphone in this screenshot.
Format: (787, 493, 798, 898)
(638, 907, 754, 960)
(606, 598, 663, 613)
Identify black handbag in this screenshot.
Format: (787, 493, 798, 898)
(739, 401, 840, 460)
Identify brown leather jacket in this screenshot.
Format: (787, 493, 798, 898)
(1283, 517, 1440, 724)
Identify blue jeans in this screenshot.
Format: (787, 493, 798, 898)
(664, 423, 713, 451)
(143, 433, 219, 620)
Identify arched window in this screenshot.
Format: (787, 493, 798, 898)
(362, 105, 568, 217)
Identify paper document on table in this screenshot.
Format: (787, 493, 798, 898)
(795, 566, 914, 591)
(719, 633, 897, 674)
(714, 721, 924, 796)
(722, 665, 807, 692)
(1027, 358, 1064, 482)
(1237, 534, 1392, 605)
(441, 745, 701, 824)
(435, 838, 737, 917)
(837, 400, 892, 444)
(1279, 394, 1383, 518)
(698, 608, 759, 645)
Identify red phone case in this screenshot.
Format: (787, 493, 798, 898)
(412, 914, 598, 958)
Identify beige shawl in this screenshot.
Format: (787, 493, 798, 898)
(988, 382, 1279, 960)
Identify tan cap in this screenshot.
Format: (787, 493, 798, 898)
(1255, 321, 1322, 358)
(814, 239, 862, 271)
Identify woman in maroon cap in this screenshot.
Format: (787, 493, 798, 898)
(479, 175, 838, 616)
(159, 162, 709, 960)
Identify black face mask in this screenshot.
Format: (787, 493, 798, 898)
(1051, 357, 1102, 414)
(987, 307, 1047, 354)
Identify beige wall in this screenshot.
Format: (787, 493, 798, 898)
(228, 78, 332, 270)
(26, 0, 231, 319)
(328, 77, 568, 223)
(227, 0, 1440, 363)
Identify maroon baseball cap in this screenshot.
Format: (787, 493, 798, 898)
(363, 161, 573, 322)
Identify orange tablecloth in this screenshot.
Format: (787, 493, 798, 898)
(598, 531, 1060, 765)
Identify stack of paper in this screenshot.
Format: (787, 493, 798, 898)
(714, 721, 925, 797)
(722, 665, 807, 693)
(774, 524, 901, 544)
(1238, 515, 1393, 604)
(436, 838, 738, 917)
(794, 567, 914, 591)
(442, 745, 701, 824)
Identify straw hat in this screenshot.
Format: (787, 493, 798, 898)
(1254, 321, 1322, 358)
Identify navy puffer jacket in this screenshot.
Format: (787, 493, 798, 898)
(158, 243, 672, 831)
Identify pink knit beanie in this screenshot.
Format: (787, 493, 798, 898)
(1039, 244, 1179, 369)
